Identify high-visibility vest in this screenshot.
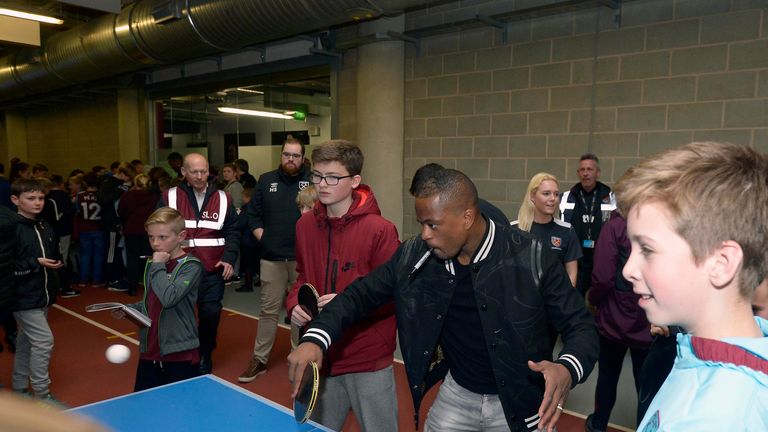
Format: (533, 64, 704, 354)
(166, 186, 228, 273)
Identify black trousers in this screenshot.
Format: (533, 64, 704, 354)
(576, 248, 595, 297)
(198, 271, 224, 359)
(240, 241, 259, 280)
(134, 359, 200, 392)
(0, 310, 16, 342)
(591, 334, 648, 429)
(104, 230, 126, 283)
(124, 234, 152, 288)
(636, 331, 679, 423)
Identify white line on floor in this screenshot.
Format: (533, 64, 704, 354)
(52, 304, 140, 346)
(562, 410, 635, 432)
(222, 307, 406, 366)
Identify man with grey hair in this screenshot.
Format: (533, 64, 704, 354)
(559, 153, 615, 297)
(160, 153, 240, 374)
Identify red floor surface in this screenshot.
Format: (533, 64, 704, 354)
(0, 286, 626, 431)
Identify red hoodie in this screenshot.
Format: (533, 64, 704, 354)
(286, 184, 400, 376)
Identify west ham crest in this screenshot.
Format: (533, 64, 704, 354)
(551, 236, 562, 248)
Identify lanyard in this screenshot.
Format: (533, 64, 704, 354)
(579, 189, 597, 240)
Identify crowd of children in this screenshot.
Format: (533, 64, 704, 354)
(0, 156, 267, 402)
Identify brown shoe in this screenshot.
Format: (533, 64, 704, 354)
(237, 358, 267, 383)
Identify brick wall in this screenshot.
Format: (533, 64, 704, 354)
(402, 0, 768, 238)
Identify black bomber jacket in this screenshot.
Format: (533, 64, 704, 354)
(302, 218, 599, 432)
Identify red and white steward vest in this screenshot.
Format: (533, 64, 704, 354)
(166, 186, 228, 273)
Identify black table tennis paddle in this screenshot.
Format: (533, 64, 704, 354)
(293, 360, 320, 424)
(297, 283, 319, 319)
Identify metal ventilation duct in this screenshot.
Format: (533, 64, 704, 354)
(0, 0, 427, 103)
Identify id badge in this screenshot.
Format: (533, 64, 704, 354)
(582, 239, 595, 249)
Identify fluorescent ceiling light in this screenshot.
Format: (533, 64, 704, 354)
(236, 87, 264, 95)
(217, 106, 292, 119)
(0, 8, 64, 24)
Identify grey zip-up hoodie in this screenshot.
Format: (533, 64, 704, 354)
(130, 255, 203, 356)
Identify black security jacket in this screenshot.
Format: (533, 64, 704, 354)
(302, 219, 598, 432)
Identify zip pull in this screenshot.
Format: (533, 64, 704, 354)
(331, 259, 338, 294)
(409, 249, 432, 280)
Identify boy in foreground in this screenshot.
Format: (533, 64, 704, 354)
(615, 141, 768, 430)
(115, 207, 204, 391)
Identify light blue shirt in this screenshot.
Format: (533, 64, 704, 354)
(639, 317, 768, 431)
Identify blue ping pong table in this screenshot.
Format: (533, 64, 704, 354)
(70, 375, 332, 432)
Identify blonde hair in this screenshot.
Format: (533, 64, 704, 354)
(615, 141, 768, 299)
(117, 162, 137, 180)
(133, 173, 150, 190)
(144, 207, 185, 234)
(517, 172, 560, 232)
(296, 185, 319, 210)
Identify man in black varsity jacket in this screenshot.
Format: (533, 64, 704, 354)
(288, 166, 598, 432)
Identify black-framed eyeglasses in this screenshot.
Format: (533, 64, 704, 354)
(309, 173, 354, 186)
(281, 152, 303, 159)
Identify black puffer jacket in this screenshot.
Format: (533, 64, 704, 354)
(0, 206, 17, 311)
(302, 220, 598, 432)
(13, 216, 60, 311)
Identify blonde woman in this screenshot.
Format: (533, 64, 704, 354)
(512, 172, 581, 287)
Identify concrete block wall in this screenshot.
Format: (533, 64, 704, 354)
(402, 0, 768, 238)
(337, 48, 359, 143)
(23, 95, 120, 178)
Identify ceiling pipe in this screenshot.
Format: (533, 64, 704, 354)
(0, 0, 432, 103)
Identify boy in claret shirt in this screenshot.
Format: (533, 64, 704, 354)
(115, 207, 204, 391)
(74, 173, 106, 289)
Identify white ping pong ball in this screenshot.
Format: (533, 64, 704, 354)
(106, 344, 131, 364)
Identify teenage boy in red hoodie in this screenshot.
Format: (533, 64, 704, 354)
(286, 140, 400, 431)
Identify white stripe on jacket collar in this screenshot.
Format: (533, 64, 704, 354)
(444, 219, 497, 275)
